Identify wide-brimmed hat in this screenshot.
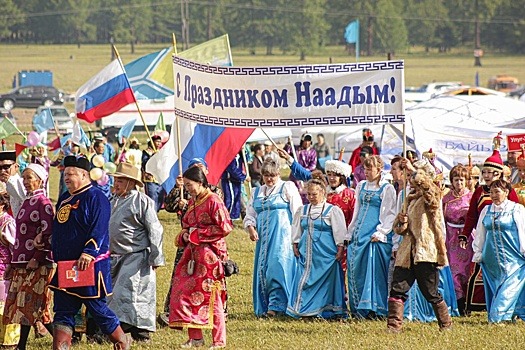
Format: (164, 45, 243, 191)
(112, 162, 143, 187)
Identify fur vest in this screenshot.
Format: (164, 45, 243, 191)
(393, 170, 448, 268)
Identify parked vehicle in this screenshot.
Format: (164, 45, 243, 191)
(0, 85, 64, 110)
(404, 81, 463, 104)
(437, 86, 506, 97)
(488, 75, 519, 93)
(32, 105, 73, 134)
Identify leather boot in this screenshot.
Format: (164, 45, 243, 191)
(53, 324, 73, 350)
(386, 298, 404, 333)
(108, 326, 132, 350)
(433, 300, 453, 331)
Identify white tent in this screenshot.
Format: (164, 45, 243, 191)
(382, 94, 525, 171)
(403, 94, 525, 128)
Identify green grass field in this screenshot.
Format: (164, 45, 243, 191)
(3, 44, 525, 349)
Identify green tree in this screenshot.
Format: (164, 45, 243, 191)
(374, 0, 407, 55)
(0, 0, 24, 40)
(62, 0, 98, 47)
(111, 0, 153, 53)
(403, 0, 448, 51)
(279, 0, 329, 60)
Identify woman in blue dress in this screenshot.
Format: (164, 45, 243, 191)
(286, 178, 347, 318)
(472, 179, 525, 323)
(244, 159, 302, 317)
(347, 155, 397, 319)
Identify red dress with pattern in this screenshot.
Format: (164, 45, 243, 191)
(169, 190, 233, 328)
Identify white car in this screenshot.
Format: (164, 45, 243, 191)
(405, 81, 463, 104)
(33, 105, 74, 135)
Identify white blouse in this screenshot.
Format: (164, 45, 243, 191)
(291, 201, 347, 246)
(243, 179, 302, 230)
(347, 179, 397, 243)
(472, 200, 525, 263)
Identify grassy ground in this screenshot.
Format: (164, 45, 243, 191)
(4, 44, 525, 349)
(0, 44, 524, 93)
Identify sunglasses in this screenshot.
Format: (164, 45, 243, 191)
(0, 164, 14, 171)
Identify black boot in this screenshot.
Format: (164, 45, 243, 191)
(457, 298, 466, 316)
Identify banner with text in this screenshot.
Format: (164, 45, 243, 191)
(173, 57, 405, 128)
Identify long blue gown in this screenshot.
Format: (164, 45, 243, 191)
(347, 183, 393, 318)
(480, 203, 525, 323)
(252, 184, 296, 316)
(286, 204, 346, 318)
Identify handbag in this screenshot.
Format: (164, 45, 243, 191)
(223, 259, 239, 277)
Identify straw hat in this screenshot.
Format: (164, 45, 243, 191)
(112, 162, 143, 187)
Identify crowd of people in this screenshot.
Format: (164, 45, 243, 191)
(0, 126, 522, 349)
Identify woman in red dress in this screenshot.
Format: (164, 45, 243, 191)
(169, 166, 233, 349)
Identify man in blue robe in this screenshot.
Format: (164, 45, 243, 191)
(49, 155, 131, 350)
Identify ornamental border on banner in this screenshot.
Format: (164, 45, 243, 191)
(172, 56, 405, 128)
(174, 56, 404, 75)
(173, 109, 403, 127)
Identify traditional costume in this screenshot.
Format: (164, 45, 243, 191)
(221, 154, 246, 220)
(388, 159, 453, 332)
(347, 179, 396, 318)
(108, 163, 165, 340)
(443, 183, 473, 310)
(142, 135, 165, 212)
(0, 151, 25, 217)
(244, 179, 302, 316)
(169, 189, 232, 348)
(50, 155, 129, 349)
(473, 199, 525, 322)
(289, 134, 317, 203)
(348, 128, 379, 171)
(0, 211, 19, 346)
(287, 202, 347, 318)
(512, 151, 525, 206)
(4, 164, 54, 350)
(462, 146, 520, 312)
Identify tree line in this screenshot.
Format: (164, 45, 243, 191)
(2, 0, 524, 58)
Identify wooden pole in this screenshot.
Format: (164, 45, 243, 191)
(112, 45, 157, 152)
(241, 146, 251, 197)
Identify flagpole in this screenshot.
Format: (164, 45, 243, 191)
(225, 34, 234, 65)
(5, 115, 24, 138)
(112, 45, 157, 152)
(172, 34, 184, 178)
(241, 145, 251, 197)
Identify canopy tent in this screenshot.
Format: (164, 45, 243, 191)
(403, 94, 525, 128)
(381, 94, 525, 172)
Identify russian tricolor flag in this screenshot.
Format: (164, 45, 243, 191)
(75, 59, 136, 123)
(146, 118, 254, 191)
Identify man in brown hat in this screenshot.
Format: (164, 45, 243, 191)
(108, 162, 165, 343)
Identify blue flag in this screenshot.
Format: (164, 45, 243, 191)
(32, 108, 55, 134)
(344, 20, 360, 62)
(118, 119, 137, 144)
(344, 20, 359, 44)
